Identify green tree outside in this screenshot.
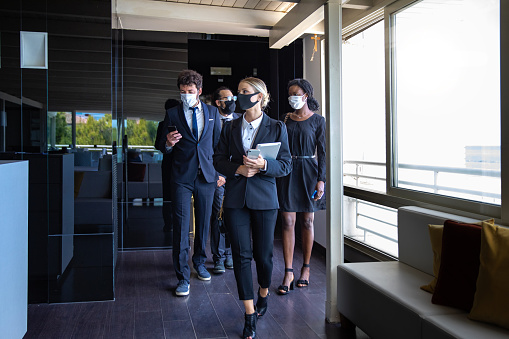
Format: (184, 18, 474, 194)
(126, 119, 158, 146)
(55, 113, 158, 147)
(76, 114, 112, 145)
(55, 112, 72, 145)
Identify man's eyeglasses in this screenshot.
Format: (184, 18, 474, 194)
(219, 95, 237, 102)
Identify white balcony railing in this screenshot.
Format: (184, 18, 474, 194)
(343, 160, 501, 257)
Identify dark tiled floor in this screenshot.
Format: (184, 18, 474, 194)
(25, 206, 369, 339)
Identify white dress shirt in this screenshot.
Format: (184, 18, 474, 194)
(184, 101, 204, 140)
(241, 114, 263, 153)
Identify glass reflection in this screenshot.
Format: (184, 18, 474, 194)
(1, 0, 114, 303)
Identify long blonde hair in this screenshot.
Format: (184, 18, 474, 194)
(240, 77, 270, 110)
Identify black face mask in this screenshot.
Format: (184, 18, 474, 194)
(222, 100, 236, 115)
(237, 92, 260, 110)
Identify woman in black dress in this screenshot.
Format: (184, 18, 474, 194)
(276, 78, 326, 295)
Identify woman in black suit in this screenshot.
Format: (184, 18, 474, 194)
(213, 77, 292, 339)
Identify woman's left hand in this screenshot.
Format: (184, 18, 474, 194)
(314, 181, 325, 201)
(243, 155, 266, 170)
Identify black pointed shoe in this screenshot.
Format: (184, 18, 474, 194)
(255, 288, 269, 318)
(243, 312, 257, 339)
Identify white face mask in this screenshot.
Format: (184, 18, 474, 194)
(181, 93, 198, 108)
(288, 95, 306, 110)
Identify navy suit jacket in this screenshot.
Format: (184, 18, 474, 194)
(213, 113, 292, 210)
(159, 102, 221, 184)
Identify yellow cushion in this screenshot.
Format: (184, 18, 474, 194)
(420, 224, 443, 293)
(468, 222, 509, 329)
(420, 219, 495, 294)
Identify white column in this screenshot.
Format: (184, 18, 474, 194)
(0, 161, 29, 339)
(324, 0, 343, 323)
(501, 0, 509, 222)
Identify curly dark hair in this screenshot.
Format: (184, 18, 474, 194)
(177, 69, 203, 90)
(287, 78, 320, 112)
(212, 86, 231, 107)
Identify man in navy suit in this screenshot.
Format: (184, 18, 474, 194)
(209, 86, 242, 274)
(159, 70, 221, 296)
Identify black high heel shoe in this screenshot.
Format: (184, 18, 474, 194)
(296, 263, 310, 288)
(255, 288, 270, 318)
(277, 268, 294, 295)
(243, 312, 257, 339)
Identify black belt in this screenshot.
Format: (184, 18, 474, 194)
(292, 155, 315, 159)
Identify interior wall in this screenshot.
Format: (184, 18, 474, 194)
(303, 33, 326, 247)
(188, 36, 271, 111)
(303, 34, 324, 117)
(188, 35, 303, 120)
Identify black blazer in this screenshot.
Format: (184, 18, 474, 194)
(158, 102, 221, 184)
(213, 113, 292, 210)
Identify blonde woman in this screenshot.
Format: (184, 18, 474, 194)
(213, 77, 292, 339)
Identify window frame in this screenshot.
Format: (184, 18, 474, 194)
(383, 0, 505, 219)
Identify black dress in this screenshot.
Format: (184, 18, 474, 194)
(277, 113, 326, 212)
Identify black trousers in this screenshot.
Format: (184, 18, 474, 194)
(210, 184, 231, 263)
(224, 206, 277, 300)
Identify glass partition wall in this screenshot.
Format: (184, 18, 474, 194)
(114, 29, 188, 251)
(0, 1, 115, 303)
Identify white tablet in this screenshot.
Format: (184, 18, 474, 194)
(256, 142, 281, 160)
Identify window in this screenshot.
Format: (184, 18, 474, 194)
(344, 197, 398, 257)
(386, 0, 501, 210)
(343, 20, 386, 193)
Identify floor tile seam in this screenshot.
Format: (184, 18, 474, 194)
(261, 310, 290, 338)
(282, 295, 326, 338)
(183, 292, 199, 339)
(203, 281, 229, 338)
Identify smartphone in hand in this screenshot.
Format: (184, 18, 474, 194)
(167, 125, 177, 133)
(247, 149, 261, 159)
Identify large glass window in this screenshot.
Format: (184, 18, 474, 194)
(388, 0, 501, 205)
(343, 20, 386, 193)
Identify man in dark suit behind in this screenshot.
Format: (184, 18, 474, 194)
(158, 70, 221, 296)
(209, 86, 242, 274)
(155, 99, 180, 237)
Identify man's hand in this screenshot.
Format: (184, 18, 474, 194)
(166, 130, 182, 147)
(217, 176, 226, 187)
(235, 165, 260, 178)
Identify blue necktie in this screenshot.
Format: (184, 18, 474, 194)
(190, 107, 199, 140)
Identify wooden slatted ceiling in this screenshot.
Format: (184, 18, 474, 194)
(162, 0, 296, 12)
